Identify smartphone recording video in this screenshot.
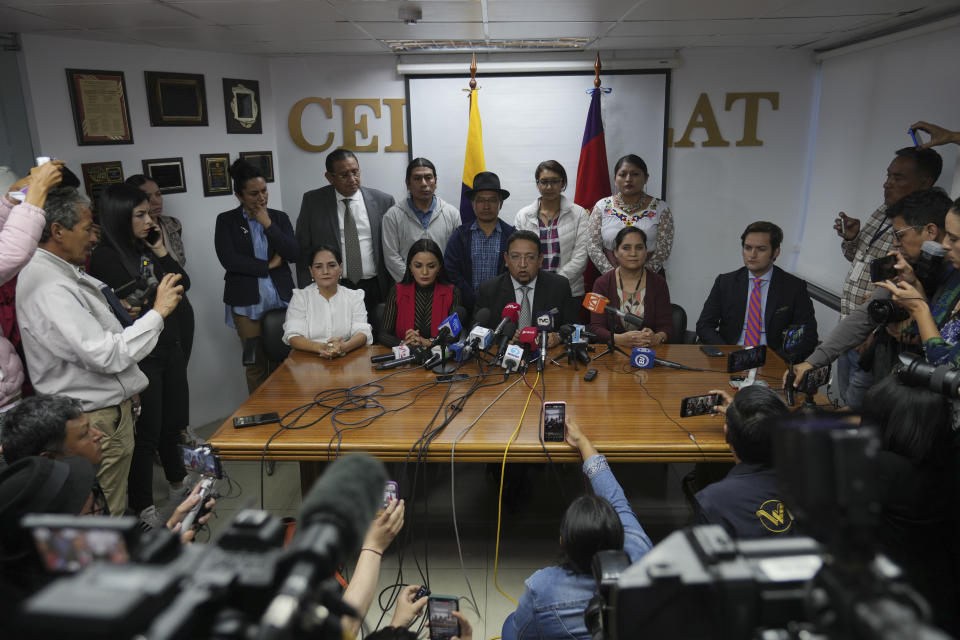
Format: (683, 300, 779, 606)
(727, 346, 767, 373)
(680, 393, 721, 418)
(427, 596, 460, 640)
(179, 445, 223, 479)
(797, 365, 831, 395)
(542, 401, 566, 442)
(869, 254, 898, 283)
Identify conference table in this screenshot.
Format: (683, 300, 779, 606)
(208, 344, 796, 468)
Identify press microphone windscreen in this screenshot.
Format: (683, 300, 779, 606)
(473, 307, 491, 327)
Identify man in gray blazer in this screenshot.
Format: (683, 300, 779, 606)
(295, 149, 396, 313)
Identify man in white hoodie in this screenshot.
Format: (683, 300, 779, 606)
(381, 158, 461, 283)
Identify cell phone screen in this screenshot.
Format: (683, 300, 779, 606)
(680, 394, 721, 418)
(383, 481, 398, 509)
(31, 527, 129, 572)
(727, 346, 767, 373)
(869, 255, 898, 283)
(179, 445, 222, 478)
(428, 597, 460, 640)
(543, 402, 566, 442)
(798, 365, 830, 394)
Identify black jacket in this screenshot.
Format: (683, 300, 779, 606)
(695, 265, 818, 360)
(475, 270, 576, 329)
(214, 206, 297, 306)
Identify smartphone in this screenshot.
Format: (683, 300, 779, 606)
(909, 128, 926, 147)
(838, 211, 848, 235)
(727, 345, 767, 373)
(542, 401, 566, 442)
(869, 254, 898, 282)
(22, 514, 133, 573)
(233, 412, 280, 429)
(680, 393, 721, 418)
(781, 325, 807, 356)
(427, 596, 460, 640)
(145, 227, 161, 245)
(436, 373, 470, 383)
(797, 364, 831, 395)
(179, 444, 223, 479)
(383, 480, 398, 509)
(699, 345, 724, 358)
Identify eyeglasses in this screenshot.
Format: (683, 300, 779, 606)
(474, 197, 500, 206)
(537, 179, 563, 187)
(334, 169, 360, 181)
(508, 253, 539, 264)
(892, 225, 920, 240)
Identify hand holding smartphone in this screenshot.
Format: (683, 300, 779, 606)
(680, 393, 722, 418)
(542, 401, 566, 442)
(427, 596, 460, 640)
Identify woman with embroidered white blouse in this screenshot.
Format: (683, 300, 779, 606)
(282, 245, 373, 358)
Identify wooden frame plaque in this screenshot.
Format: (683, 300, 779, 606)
(200, 153, 232, 197)
(142, 157, 187, 194)
(145, 71, 208, 127)
(66, 69, 134, 146)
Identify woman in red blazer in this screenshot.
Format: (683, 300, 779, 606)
(589, 226, 673, 346)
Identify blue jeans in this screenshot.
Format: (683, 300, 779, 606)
(837, 348, 873, 411)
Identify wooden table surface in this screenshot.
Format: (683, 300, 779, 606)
(208, 345, 795, 464)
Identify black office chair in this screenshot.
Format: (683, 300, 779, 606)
(670, 303, 697, 344)
(260, 307, 290, 363)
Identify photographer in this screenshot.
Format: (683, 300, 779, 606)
(787, 189, 959, 399)
(875, 196, 960, 368)
(88, 184, 192, 530)
(501, 418, 652, 640)
(860, 375, 959, 634)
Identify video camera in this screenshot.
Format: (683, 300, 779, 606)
(587, 415, 951, 640)
(11, 454, 387, 640)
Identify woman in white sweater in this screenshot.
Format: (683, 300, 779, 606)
(282, 244, 372, 358)
(513, 160, 590, 300)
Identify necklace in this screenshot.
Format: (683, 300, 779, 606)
(614, 192, 651, 214)
(617, 267, 644, 302)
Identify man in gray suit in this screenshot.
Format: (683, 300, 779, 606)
(295, 149, 396, 313)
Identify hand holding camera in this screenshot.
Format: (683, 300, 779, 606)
(873, 278, 928, 317)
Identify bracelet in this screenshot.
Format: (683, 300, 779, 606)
(361, 547, 383, 557)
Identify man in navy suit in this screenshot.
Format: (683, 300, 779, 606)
(295, 149, 396, 313)
(696, 221, 817, 360)
(476, 230, 576, 347)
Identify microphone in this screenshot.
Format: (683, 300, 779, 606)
(375, 345, 428, 370)
(501, 344, 525, 372)
(518, 326, 540, 369)
(630, 347, 655, 369)
(492, 302, 521, 339)
(654, 358, 699, 371)
(583, 292, 644, 327)
(261, 454, 386, 637)
(370, 345, 410, 364)
(572, 324, 598, 344)
(493, 321, 517, 363)
(470, 308, 492, 332)
(457, 308, 493, 361)
(431, 312, 462, 346)
(534, 310, 556, 371)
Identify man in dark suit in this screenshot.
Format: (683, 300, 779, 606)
(295, 149, 395, 313)
(696, 221, 817, 360)
(476, 230, 577, 347)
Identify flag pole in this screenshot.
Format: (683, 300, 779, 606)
(459, 53, 485, 223)
(594, 51, 601, 89)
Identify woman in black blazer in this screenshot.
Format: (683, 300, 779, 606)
(214, 159, 298, 393)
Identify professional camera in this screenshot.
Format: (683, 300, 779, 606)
(893, 353, 960, 397)
(867, 299, 910, 325)
(115, 276, 157, 310)
(11, 454, 387, 640)
(587, 415, 952, 640)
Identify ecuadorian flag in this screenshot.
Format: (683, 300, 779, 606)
(459, 89, 486, 223)
(574, 88, 611, 211)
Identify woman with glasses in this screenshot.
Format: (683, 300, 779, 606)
(587, 154, 674, 276)
(378, 239, 461, 348)
(214, 159, 298, 393)
(282, 244, 372, 358)
(513, 160, 590, 303)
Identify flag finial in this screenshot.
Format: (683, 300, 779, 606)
(469, 53, 477, 90)
(593, 52, 601, 89)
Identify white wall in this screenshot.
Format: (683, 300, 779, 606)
(795, 24, 960, 291)
(20, 33, 280, 426)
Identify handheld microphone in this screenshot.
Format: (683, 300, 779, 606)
(493, 320, 517, 363)
(261, 454, 386, 637)
(492, 303, 521, 338)
(374, 345, 428, 370)
(370, 345, 410, 364)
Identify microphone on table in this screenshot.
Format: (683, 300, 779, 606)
(493, 321, 517, 364)
(501, 344, 525, 373)
(572, 323, 599, 344)
(453, 308, 492, 362)
(374, 345, 429, 370)
(430, 312, 462, 347)
(370, 345, 411, 364)
(535, 309, 557, 371)
(582, 292, 644, 327)
(517, 326, 540, 371)
(261, 454, 386, 638)
(559, 324, 591, 365)
(491, 303, 521, 361)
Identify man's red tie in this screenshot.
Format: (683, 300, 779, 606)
(744, 279, 764, 346)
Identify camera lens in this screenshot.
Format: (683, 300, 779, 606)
(895, 354, 960, 397)
(867, 299, 910, 325)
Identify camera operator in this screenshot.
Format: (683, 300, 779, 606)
(875, 196, 960, 370)
(692, 387, 794, 539)
(786, 188, 958, 401)
(16, 186, 184, 520)
(860, 374, 959, 634)
(501, 418, 652, 640)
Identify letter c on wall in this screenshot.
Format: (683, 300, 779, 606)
(289, 97, 334, 152)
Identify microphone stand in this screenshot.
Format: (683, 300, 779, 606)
(593, 314, 629, 361)
(431, 337, 459, 374)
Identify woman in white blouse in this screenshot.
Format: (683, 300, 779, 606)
(282, 245, 373, 358)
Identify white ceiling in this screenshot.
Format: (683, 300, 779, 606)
(1, 0, 959, 56)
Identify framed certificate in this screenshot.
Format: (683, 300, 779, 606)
(239, 150, 274, 183)
(142, 157, 187, 194)
(145, 71, 208, 127)
(66, 69, 134, 145)
(200, 153, 232, 197)
(80, 161, 125, 209)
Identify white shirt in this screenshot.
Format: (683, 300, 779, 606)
(282, 285, 373, 346)
(737, 267, 774, 346)
(16, 249, 162, 410)
(336, 190, 376, 281)
(511, 275, 538, 305)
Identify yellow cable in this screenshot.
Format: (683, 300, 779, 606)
(492, 371, 539, 607)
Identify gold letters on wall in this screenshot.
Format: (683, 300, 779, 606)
(289, 97, 408, 153)
(288, 91, 780, 153)
(671, 91, 779, 148)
